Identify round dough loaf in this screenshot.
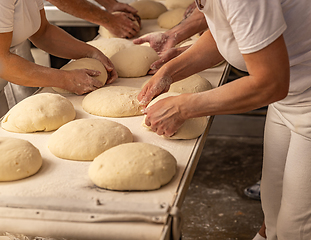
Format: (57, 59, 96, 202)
(143, 92, 208, 139)
(82, 86, 143, 117)
(157, 8, 186, 29)
(110, 45, 159, 78)
(48, 119, 133, 161)
(87, 38, 134, 58)
(1, 93, 76, 133)
(165, 0, 193, 9)
(130, 0, 167, 19)
(53, 58, 108, 94)
(0, 137, 42, 181)
(142, 74, 212, 94)
(88, 142, 177, 191)
(169, 74, 212, 93)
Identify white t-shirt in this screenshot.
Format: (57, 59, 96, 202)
(196, 0, 311, 105)
(0, 0, 44, 48)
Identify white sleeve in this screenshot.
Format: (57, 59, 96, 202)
(0, 0, 14, 33)
(221, 0, 287, 54)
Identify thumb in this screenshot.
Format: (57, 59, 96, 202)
(85, 69, 101, 77)
(133, 37, 147, 45)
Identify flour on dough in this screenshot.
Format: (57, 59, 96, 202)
(53, 58, 108, 94)
(169, 74, 212, 93)
(130, 0, 167, 19)
(87, 38, 134, 58)
(48, 119, 133, 161)
(110, 45, 159, 78)
(1, 93, 76, 133)
(82, 86, 143, 117)
(142, 74, 212, 94)
(143, 92, 208, 139)
(88, 142, 177, 190)
(0, 137, 42, 181)
(157, 8, 186, 29)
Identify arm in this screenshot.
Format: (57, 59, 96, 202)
(0, 10, 117, 95)
(47, 0, 140, 38)
(141, 34, 290, 137)
(95, 0, 137, 14)
(133, 7, 207, 53)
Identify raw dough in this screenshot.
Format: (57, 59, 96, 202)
(157, 8, 186, 29)
(53, 58, 108, 94)
(110, 45, 159, 77)
(165, 0, 194, 9)
(169, 74, 212, 93)
(98, 12, 140, 38)
(48, 119, 133, 161)
(87, 38, 134, 58)
(1, 93, 76, 133)
(143, 92, 208, 139)
(130, 0, 167, 19)
(82, 86, 143, 117)
(88, 142, 177, 190)
(0, 137, 42, 181)
(142, 74, 212, 94)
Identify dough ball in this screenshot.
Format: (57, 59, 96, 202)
(48, 119, 133, 161)
(88, 142, 177, 191)
(169, 74, 212, 93)
(157, 8, 186, 29)
(98, 12, 140, 38)
(87, 38, 134, 58)
(53, 58, 108, 94)
(130, 0, 167, 19)
(1, 93, 76, 133)
(143, 92, 208, 139)
(142, 74, 212, 94)
(165, 0, 194, 9)
(82, 86, 143, 117)
(0, 137, 42, 181)
(110, 45, 159, 78)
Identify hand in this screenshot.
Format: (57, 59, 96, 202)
(105, 12, 141, 38)
(90, 53, 118, 84)
(148, 46, 189, 74)
(104, 1, 138, 15)
(144, 95, 186, 137)
(133, 32, 177, 54)
(63, 69, 104, 95)
(138, 74, 173, 107)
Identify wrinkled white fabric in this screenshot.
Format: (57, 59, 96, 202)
(196, 0, 311, 239)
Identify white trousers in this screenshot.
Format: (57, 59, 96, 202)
(261, 104, 311, 240)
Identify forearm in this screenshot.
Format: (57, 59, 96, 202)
(160, 30, 224, 83)
(0, 52, 67, 89)
(47, 0, 112, 26)
(165, 8, 207, 46)
(180, 76, 274, 119)
(30, 22, 99, 60)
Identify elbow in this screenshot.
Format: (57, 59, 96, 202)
(268, 73, 290, 103)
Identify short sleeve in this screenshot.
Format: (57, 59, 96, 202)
(221, 0, 287, 54)
(0, 1, 14, 33)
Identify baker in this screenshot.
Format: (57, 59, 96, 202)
(0, 0, 117, 117)
(138, 0, 311, 239)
